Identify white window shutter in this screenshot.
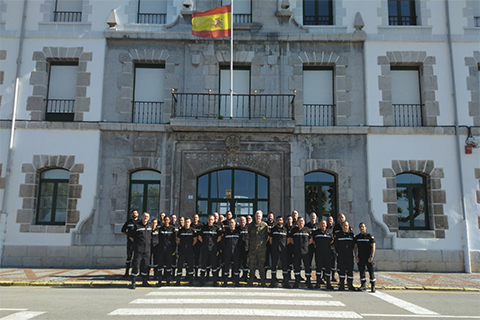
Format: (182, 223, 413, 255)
(134, 67, 165, 102)
(56, 0, 82, 12)
(391, 70, 421, 104)
(48, 65, 78, 100)
(139, 0, 167, 13)
(303, 70, 333, 105)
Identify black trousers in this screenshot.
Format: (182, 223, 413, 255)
(306, 245, 315, 271)
(177, 249, 194, 278)
(157, 247, 175, 275)
(315, 249, 332, 277)
(293, 252, 311, 277)
(201, 247, 218, 274)
(126, 240, 134, 265)
(131, 250, 150, 278)
(358, 258, 375, 282)
(239, 248, 249, 273)
(337, 253, 354, 281)
(223, 251, 241, 277)
(193, 243, 202, 268)
(271, 249, 289, 273)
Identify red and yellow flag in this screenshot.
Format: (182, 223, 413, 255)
(192, 4, 231, 38)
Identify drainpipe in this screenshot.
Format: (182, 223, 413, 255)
(445, 0, 471, 273)
(0, 0, 28, 266)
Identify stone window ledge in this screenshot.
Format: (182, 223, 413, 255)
(377, 26, 433, 30)
(38, 22, 92, 27)
(398, 230, 435, 238)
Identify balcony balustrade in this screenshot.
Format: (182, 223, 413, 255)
(303, 104, 335, 126)
(137, 13, 167, 24)
(393, 104, 423, 127)
(45, 99, 75, 121)
(133, 101, 163, 124)
(54, 11, 82, 22)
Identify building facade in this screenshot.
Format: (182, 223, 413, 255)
(0, 0, 479, 272)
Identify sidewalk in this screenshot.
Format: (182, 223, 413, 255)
(1, 268, 479, 291)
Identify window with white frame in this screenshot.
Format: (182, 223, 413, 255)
(220, 66, 250, 118)
(222, 0, 251, 23)
(137, 0, 167, 24)
(46, 62, 78, 121)
(133, 64, 165, 124)
(128, 170, 161, 220)
(54, 0, 82, 22)
(391, 67, 422, 126)
(303, 68, 334, 126)
(36, 169, 69, 225)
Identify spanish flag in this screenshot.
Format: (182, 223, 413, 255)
(192, 4, 231, 38)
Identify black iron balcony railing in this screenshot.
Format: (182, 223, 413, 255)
(172, 91, 295, 120)
(393, 104, 423, 126)
(137, 13, 167, 24)
(233, 13, 252, 24)
(133, 101, 163, 124)
(304, 104, 335, 126)
(388, 15, 417, 26)
(303, 15, 333, 25)
(45, 99, 75, 121)
(54, 11, 82, 22)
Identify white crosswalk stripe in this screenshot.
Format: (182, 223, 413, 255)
(109, 287, 362, 318)
(0, 311, 45, 320)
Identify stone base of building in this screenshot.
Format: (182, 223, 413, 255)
(1, 245, 479, 272)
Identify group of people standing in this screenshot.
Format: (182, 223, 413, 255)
(121, 209, 376, 292)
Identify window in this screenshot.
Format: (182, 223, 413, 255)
(222, 0, 251, 24)
(396, 173, 429, 230)
(219, 66, 250, 118)
(133, 64, 165, 124)
(391, 67, 422, 126)
(129, 170, 161, 219)
(36, 169, 69, 225)
(137, 0, 167, 24)
(305, 171, 337, 220)
(388, 0, 417, 26)
(475, 17, 480, 27)
(46, 62, 78, 121)
(303, 67, 334, 126)
(197, 169, 268, 221)
(54, 0, 82, 22)
(303, 0, 333, 25)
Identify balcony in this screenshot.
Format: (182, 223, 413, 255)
(388, 15, 417, 26)
(45, 99, 75, 121)
(303, 104, 335, 126)
(137, 13, 166, 24)
(54, 11, 82, 22)
(303, 15, 333, 26)
(233, 14, 252, 24)
(133, 101, 163, 124)
(172, 91, 295, 120)
(393, 104, 423, 126)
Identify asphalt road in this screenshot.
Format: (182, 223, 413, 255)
(0, 286, 479, 319)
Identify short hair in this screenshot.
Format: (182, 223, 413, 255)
(276, 215, 283, 220)
(359, 222, 366, 227)
(285, 214, 292, 219)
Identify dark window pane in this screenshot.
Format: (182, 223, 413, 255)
(234, 170, 255, 199)
(235, 201, 254, 216)
(257, 175, 268, 199)
(198, 174, 209, 198)
(211, 202, 230, 215)
(317, 0, 330, 16)
(197, 201, 208, 217)
(38, 207, 52, 223)
(397, 187, 410, 227)
(130, 183, 144, 212)
(321, 185, 334, 217)
(396, 173, 423, 184)
(305, 171, 335, 183)
(411, 186, 426, 227)
(305, 184, 319, 214)
(257, 201, 268, 215)
(388, 0, 398, 16)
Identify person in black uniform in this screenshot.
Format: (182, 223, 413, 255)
(355, 222, 376, 292)
(312, 219, 334, 290)
(285, 214, 295, 277)
(269, 215, 290, 288)
(326, 215, 337, 282)
(176, 217, 197, 286)
(238, 216, 249, 281)
(334, 220, 356, 291)
(289, 217, 313, 289)
(129, 212, 152, 289)
(291, 210, 299, 226)
(222, 218, 241, 286)
(305, 212, 318, 282)
(157, 215, 177, 286)
(265, 212, 275, 271)
(191, 213, 203, 279)
(121, 209, 139, 278)
(151, 218, 160, 279)
(198, 214, 222, 286)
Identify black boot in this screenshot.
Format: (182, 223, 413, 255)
(123, 263, 130, 278)
(360, 280, 367, 291)
(338, 278, 345, 291)
(269, 274, 277, 288)
(213, 274, 219, 287)
(315, 274, 321, 289)
(371, 281, 376, 293)
(283, 272, 291, 289)
(234, 275, 240, 287)
(199, 271, 205, 287)
(326, 277, 334, 291)
(165, 270, 171, 286)
(142, 276, 152, 287)
(130, 276, 137, 289)
(222, 275, 228, 287)
(293, 275, 300, 289)
(306, 276, 313, 289)
(347, 279, 356, 291)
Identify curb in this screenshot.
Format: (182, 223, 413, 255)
(0, 280, 479, 291)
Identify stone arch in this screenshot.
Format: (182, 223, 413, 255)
(382, 160, 448, 238)
(17, 155, 83, 233)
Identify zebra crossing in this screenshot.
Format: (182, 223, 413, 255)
(0, 309, 45, 320)
(108, 287, 363, 318)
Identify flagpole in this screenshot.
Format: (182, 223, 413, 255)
(229, 0, 234, 119)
